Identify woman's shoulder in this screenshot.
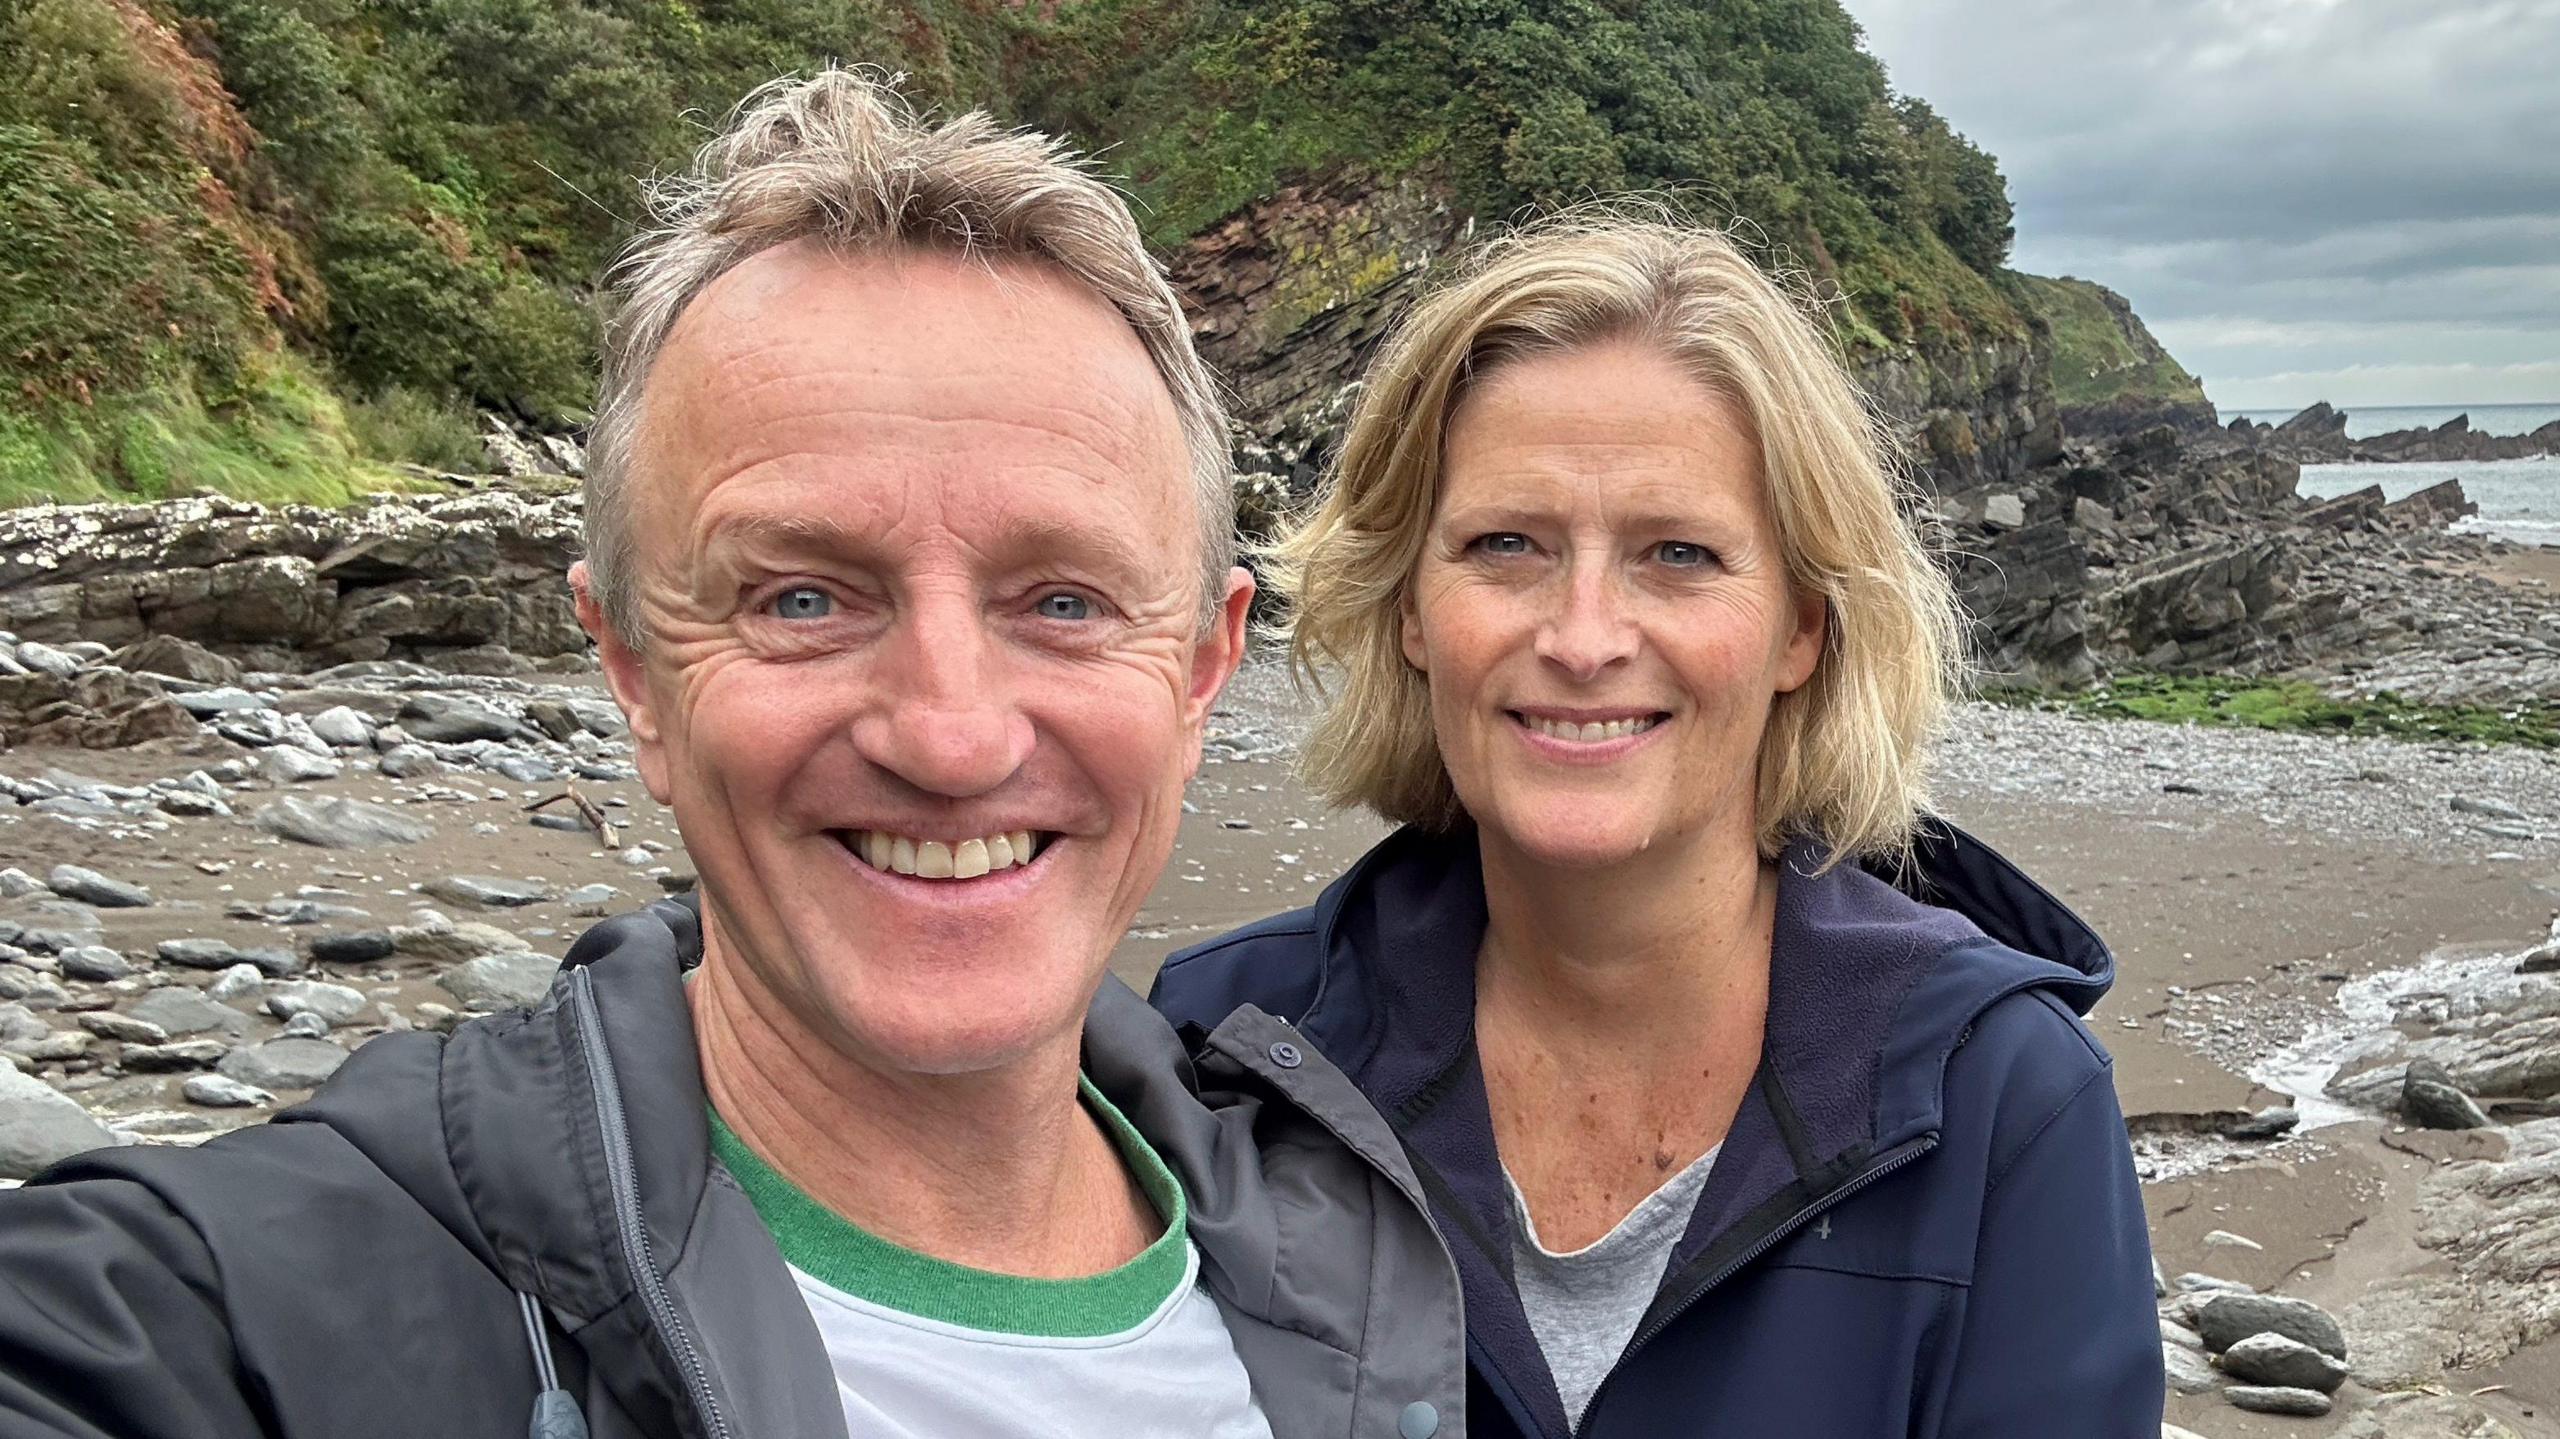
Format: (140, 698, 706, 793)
(1149, 902, 1330, 1031)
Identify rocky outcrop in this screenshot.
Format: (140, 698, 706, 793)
(0, 489, 588, 674)
(1858, 332, 2065, 495)
(2012, 273, 2219, 440)
(2229, 405, 2560, 464)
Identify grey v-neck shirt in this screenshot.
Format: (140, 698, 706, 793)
(1503, 1145, 1722, 1428)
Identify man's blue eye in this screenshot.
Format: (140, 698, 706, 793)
(1476, 533, 1531, 556)
(1657, 542, 1712, 567)
(770, 587, 833, 619)
(1036, 592, 1092, 621)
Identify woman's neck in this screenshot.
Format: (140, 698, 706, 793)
(1474, 822, 1778, 1059)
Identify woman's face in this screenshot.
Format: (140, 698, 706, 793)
(1402, 340, 1827, 872)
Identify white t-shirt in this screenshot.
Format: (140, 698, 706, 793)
(711, 1081, 1274, 1439)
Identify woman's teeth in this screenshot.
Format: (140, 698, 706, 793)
(851, 829, 1039, 879)
(1523, 715, 1659, 743)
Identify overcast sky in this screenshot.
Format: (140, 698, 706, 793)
(1840, 0, 2560, 412)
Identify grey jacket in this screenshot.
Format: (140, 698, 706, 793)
(0, 897, 1466, 1439)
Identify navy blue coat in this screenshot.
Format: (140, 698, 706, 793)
(1150, 821, 2163, 1438)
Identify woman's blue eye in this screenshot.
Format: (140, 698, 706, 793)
(1036, 592, 1092, 621)
(769, 587, 833, 620)
(1656, 541, 1712, 568)
(1476, 533, 1532, 556)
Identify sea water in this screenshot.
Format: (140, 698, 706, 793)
(2293, 456, 2560, 548)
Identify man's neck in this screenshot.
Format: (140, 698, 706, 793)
(690, 942, 1158, 1280)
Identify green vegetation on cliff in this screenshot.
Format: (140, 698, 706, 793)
(2014, 272, 2211, 421)
(3, 0, 2027, 504)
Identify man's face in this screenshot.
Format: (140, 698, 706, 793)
(577, 242, 1251, 1077)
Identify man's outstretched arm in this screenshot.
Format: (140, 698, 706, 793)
(0, 1177, 268, 1439)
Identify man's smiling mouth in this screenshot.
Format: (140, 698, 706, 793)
(833, 828, 1047, 880)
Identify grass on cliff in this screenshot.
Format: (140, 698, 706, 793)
(0, 356, 414, 509)
(1990, 674, 2560, 750)
(2013, 273, 2209, 413)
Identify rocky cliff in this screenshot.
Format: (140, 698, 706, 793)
(2013, 273, 2219, 439)
(2230, 404, 2560, 464)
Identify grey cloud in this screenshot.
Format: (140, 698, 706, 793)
(1842, 0, 2560, 404)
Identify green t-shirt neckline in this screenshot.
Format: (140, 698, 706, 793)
(707, 1076, 1191, 1339)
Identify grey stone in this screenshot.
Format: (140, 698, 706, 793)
(2405, 1076, 2492, 1130)
(157, 790, 224, 817)
(2334, 1393, 2525, 1438)
(120, 1038, 230, 1072)
(128, 986, 248, 1038)
(76, 1012, 170, 1046)
(2163, 1339, 2219, 1395)
(523, 699, 581, 741)
(56, 946, 131, 982)
(486, 753, 557, 783)
(205, 964, 265, 1003)
(306, 930, 396, 965)
(13, 641, 83, 679)
(169, 687, 271, 717)
(1983, 493, 2026, 529)
(29, 795, 115, 820)
(531, 813, 589, 834)
(256, 747, 341, 784)
(44, 864, 152, 908)
(278, 1012, 331, 1039)
(262, 980, 368, 1027)
(562, 883, 619, 915)
(377, 744, 440, 780)
(157, 938, 299, 977)
(0, 869, 43, 899)
(421, 875, 552, 909)
(306, 706, 375, 748)
(0, 1063, 117, 1178)
(390, 918, 528, 965)
(2218, 1331, 2348, 1393)
(2449, 795, 2529, 821)
(2198, 1292, 2348, 1359)
(181, 1074, 272, 1109)
(2224, 1385, 2332, 1417)
(216, 1037, 346, 1091)
(437, 951, 560, 1011)
(110, 635, 240, 685)
(398, 695, 516, 744)
(0, 970, 67, 1009)
(254, 796, 432, 848)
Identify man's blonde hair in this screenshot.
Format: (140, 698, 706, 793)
(583, 68, 1234, 649)
(1265, 210, 1964, 867)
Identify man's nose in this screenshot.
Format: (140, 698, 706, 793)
(849, 598, 1035, 798)
(1534, 561, 1639, 682)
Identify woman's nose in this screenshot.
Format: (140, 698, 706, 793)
(1534, 564, 1638, 681)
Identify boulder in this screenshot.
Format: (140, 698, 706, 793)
(0, 1064, 116, 1179)
(108, 635, 241, 685)
(254, 796, 432, 848)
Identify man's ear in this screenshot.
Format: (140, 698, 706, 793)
(1182, 566, 1257, 771)
(570, 561, 674, 805)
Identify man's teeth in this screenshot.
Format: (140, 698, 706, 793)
(854, 829, 1039, 879)
(1525, 715, 1659, 742)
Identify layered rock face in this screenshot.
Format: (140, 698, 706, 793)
(0, 489, 587, 675)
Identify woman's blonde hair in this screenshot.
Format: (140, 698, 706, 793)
(1265, 208, 1964, 868)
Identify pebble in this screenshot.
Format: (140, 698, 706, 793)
(257, 748, 342, 785)
(216, 1037, 347, 1092)
(305, 931, 396, 966)
(437, 952, 561, 1011)
(0, 1062, 118, 1179)
(2224, 1384, 2333, 1417)
(278, 1012, 332, 1039)
(76, 1012, 170, 1046)
(205, 964, 267, 1003)
(562, 883, 620, 916)
(2197, 1292, 2348, 1359)
(157, 938, 300, 977)
(262, 979, 369, 1027)
(421, 875, 552, 909)
(56, 946, 132, 982)
(377, 744, 441, 779)
(181, 1074, 272, 1109)
(2203, 1229, 2264, 1251)
(120, 1039, 231, 1073)
(128, 987, 248, 1038)
(306, 706, 375, 748)
(44, 864, 152, 908)
(254, 795, 433, 848)
(0, 869, 44, 899)
(168, 687, 270, 717)
(2217, 1331, 2348, 1393)
(397, 695, 516, 744)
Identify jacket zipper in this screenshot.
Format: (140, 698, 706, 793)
(1569, 1134, 1939, 1439)
(569, 967, 734, 1439)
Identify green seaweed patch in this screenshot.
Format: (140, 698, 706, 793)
(1986, 673, 2560, 750)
